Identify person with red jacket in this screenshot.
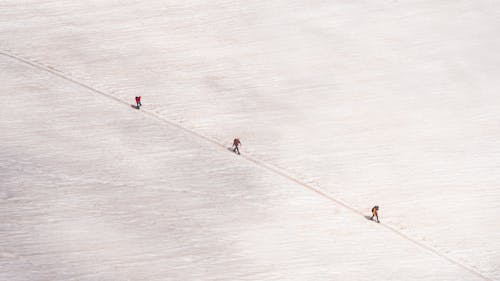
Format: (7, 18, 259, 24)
(135, 96, 142, 109)
(232, 138, 241, 155)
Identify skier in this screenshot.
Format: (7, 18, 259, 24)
(135, 96, 142, 109)
(370, 205, 380, 223)
(232, 138, 241, 155)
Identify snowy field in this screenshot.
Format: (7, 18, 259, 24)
(1, 1, 500, 280)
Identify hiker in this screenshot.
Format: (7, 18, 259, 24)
(370, 205, 380, 223)
(135, 96, 142, 109)
(232, 138, 241, 155)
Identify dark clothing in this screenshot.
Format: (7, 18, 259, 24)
(233, 138, 240, 147)
(232, 138, 241, 154)
(233, 146, 240, 154)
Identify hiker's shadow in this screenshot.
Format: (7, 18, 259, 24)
(364, 215, 372, 221)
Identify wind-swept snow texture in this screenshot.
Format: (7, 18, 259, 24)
(1, 1, 500, 280)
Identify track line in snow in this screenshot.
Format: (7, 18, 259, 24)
(0, 50, 490, 280)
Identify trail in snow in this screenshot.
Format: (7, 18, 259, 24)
(2, 1, 499, 279)
(0, 50, 489, 280)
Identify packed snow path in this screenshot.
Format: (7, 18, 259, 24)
(1, 1, 500, 280)
(0, 51, 488, 281)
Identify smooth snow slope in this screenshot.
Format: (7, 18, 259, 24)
(1, 0, 500, 280)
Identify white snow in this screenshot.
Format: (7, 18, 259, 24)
(1, 1, 500, 280)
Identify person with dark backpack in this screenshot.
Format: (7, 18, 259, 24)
(135, 96, 142, 109)
(370, 205, 380, 223)
(232, 138, 241, 155)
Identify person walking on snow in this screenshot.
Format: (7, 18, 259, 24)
(135, 96, 142, 109)
(370, 205, 380, 223)
(232, 138, 241, 155)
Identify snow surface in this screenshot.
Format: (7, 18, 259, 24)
(1, 0, 500, 280)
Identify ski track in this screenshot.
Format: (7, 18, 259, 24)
(0, 50, 490, 280)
